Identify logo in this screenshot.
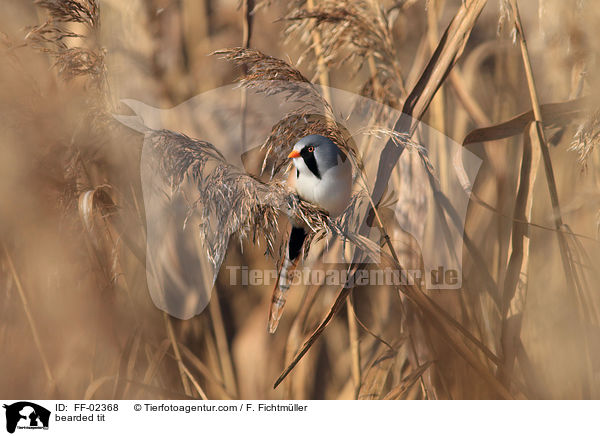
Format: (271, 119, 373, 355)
(3, 402, 50, 434)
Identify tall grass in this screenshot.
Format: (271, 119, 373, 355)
(1, 0, 599, 400)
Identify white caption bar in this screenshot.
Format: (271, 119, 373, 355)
(0, 400, 596, 435)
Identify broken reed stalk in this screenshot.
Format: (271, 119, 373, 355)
(463, 97, 590, 145)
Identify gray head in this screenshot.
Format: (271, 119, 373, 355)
(288, 134, 346, 179)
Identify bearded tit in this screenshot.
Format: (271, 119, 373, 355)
(268, 134, 352, 333)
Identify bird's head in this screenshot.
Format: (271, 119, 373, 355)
(288, 134, 346, 179)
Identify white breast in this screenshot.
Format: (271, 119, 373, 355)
(293, 159, 352, 218)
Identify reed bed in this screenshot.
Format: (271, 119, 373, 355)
(1, 0, 599, 400)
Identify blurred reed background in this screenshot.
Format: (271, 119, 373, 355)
(1, 0, 600, 400)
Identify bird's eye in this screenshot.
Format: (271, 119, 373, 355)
(307, 146, 314, 152)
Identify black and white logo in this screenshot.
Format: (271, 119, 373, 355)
(3, 402, 50, 434)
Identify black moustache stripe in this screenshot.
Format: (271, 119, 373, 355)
(302, 152, 321, 179)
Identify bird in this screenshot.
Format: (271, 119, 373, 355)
(268, 134, 352, 333)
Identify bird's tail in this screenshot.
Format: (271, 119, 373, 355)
(268, 255, 299, 333)
(268, 226, 306, 333)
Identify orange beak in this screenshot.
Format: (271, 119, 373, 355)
(288, 150, 301, 159)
